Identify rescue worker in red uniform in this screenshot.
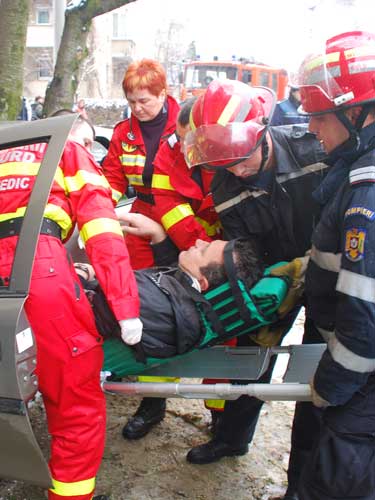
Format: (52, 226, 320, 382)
(0, 116, 141, 500)
(121, 99, 226, 441)
(152, 98, 222, 248)
(102, 59, 180, 269)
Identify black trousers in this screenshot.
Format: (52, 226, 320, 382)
(216, 307, 309, 446)
(299, 373, 375, 500)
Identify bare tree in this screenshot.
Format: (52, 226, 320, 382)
(0, 0, 30, 120)
(43, 0, 136, 116)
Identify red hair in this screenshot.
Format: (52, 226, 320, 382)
(122, 59, 167, 97)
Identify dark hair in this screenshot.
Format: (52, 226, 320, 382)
(178, 97, 198, 127)
(200, 239, 264, 290)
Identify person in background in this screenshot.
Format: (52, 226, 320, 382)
(295, 30, 375, 500)
(120, 98, 225, 441)
(184, 79, 329, 500)
(73, 98, 89, 120)
(31, 95, 45, 120)
(271, 85, 309, 126)
(102, 58, 180, 269)
(0, 115, 141, 500)
(17, 96, 32, 121)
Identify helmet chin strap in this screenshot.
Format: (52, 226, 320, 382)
(257, 135, 269, 174)
(335, 105, 371, 152)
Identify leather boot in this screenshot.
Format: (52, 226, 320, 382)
(122, 397, 166, 440)
(93, 496, 110, 500)
(186, 438, 248, 464)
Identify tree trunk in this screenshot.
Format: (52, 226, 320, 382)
(0, 0, 30, 120)
(44, 0, 136, 116)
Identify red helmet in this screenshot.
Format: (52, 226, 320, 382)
(184, 79, 276, 168)
(298, 31, 375, 115)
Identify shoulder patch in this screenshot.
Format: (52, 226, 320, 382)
(344, 227, 366, 262)
(167, 133, 178, 149)
(121, 142, 137, 153)
(349, 166, 375, 185)
(345, 206, 375, 221)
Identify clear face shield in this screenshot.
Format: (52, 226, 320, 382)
(184, 120, 267, 169)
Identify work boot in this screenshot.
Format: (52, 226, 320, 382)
(208, 411, 222, 436)
(186, 438, 248, 464)
(93, 496, 110, 500)
(122, 397, 166, 440)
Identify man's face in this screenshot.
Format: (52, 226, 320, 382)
(69, 122, 94, 151)
(225, 146, 262, 178)
(178, 239, 227, 289)
(126, 88, 166, 122)
(308, 112, 349, 154)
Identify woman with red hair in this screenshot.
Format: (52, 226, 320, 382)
(102, 59, 180, 269)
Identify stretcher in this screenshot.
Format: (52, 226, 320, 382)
(0, 117, 326, 489)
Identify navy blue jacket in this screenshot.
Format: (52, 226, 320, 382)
(212, 125, 328, 265)
(306, 148, 375, 405)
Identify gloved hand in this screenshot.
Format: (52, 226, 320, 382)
(119, 317, 143, 345)
(310, 379, 331, 408)
(270, 255, 310, 317)
(253, 325, 286, 347)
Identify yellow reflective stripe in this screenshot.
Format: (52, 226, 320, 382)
(64, 169, 110, 193)
(54, 166, 67, 193)
(111, 187, 122, 203)
(205, 399, 225, 410)
(345, 45, 374, 60)
(151, 174, 174, 191)
(120, 154, 145, 168)
(125, 173, 144, 186)
(0, 204, 71, 239)
(217, 95, 241, 127)
(161, 204, 194, 231)
(138, 376, 179, 382)
(80, 217, 123, 243)
(305, 51, 340, 71)
(0, 206, 27, 222)
(50, 476, 95, 497)
(0, 162, 40, 177)
(196, 217, 222, 236)
(44, 203, 72, 240)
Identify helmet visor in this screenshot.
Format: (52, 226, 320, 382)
(184, 120, 266, 168)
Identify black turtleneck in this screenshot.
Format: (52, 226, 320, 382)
(139, 101, 169, 187)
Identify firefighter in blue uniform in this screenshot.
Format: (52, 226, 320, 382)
(271, 85, 309, 126)
(183, 79, 329, 500)
(295, 30, 375, 499)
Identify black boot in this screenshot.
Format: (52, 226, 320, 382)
(186, 438, 248, 464)
(93, 496, 110, 500)
(122, 397, 166, 440)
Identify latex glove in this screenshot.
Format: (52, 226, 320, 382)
(310, 379, 331, 408)
(270, 255, 310, 317)
(119, 317, 143, 345)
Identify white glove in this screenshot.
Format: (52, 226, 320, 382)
(119, 317, 143, 345)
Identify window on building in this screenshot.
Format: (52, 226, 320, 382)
(112, 12, 127, 39)
(37, 9, 50, 24)
(38, 59, 52, 79)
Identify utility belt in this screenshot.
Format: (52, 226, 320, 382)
(135, 191, 155, 205)
(0, 217, 62, 240)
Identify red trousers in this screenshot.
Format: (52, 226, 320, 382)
(126, 199, 156, 270)
(0, 235, 105, 500)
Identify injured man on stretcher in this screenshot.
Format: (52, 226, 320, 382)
(74, 213, 299, 376)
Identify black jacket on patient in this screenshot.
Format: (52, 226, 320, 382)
(84, 267, 209, 359)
